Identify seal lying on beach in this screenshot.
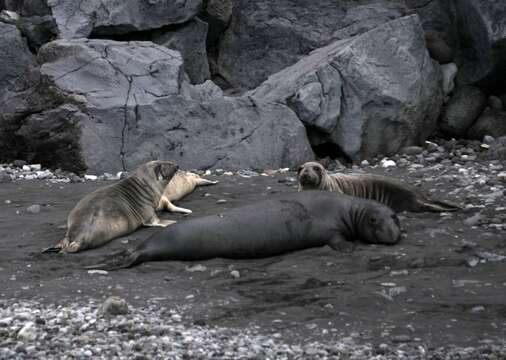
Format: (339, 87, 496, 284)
(86, 191, 401, 270)
(157, 171, 218, 214)
(297, 161, 461, 213)
(42, 160, 178, 253)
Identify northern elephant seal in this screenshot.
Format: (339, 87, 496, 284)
(42, 160, 178, 253)
(297, 161, 461, 213)
(157, 171, 218, 214)
(86, 191, 401, 270)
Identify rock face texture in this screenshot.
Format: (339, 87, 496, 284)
(252, 15, 442, 161)
(17, 39, 313, 173)
(216, 0, 408, 90)
(454, 1, 506, 91)
(48, 0, 202, 39)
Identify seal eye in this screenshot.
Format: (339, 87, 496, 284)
(368, 216, 378, 226)
(313, 166, 321, 172)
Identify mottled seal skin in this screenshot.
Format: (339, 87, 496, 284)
(297, 161, 461, 213)
(86, 191, 401, 270)
(157, 171, 218, 214)
(42, 160, 178, 253)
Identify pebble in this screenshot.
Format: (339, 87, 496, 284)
(99, 296, 129, 316)
(17, 321, 37, 341)
(0, 171, 11, 183)
(380, 159, 396, 168)
(26, 205, 41, 214)
(469, 306, 485, 314)
(185, 264, 207, 272)
(84, 175, 98, 181)
(230, 270, 240, 279)
(216, 199, 227, 204)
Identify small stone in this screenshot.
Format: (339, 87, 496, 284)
(99, 296, 129, 316)
(466, 257, 479, 268)
(230, 270, 240, 278)
(223, 171, 234, 176)
(380, 159, 396, 168)
(185, 264, 207, 272)
(482, 135, 495, 144)
(360, 160, 370, 167)
(237, 170, 259, 178)
(171, 314, 182, 322)
(400, 146, 424, 155)
(84, 175, 98, 181)
(0, 171, 11, 183)
(214, 169, 224, 175)
(17, 322, 37, 341)
(13, 160, 27, 168)
(469, 305, 485, 314)
(216, 199, 227, 204)
(29, 164, 42, 171)
(464, 212, 482, 226)
(392, 335, 412, 343)
(87, 270, 108, 275)
(22, 165, 31, 171)
(26, 205, 41, 214)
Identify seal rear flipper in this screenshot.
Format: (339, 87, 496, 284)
(84, 249, 141, 271)
(41, 236, 69, 253)
(422, 199, 462, 212)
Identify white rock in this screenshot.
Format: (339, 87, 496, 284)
(380, 159, 396, 168)
(84, 175, 98, 181)
(17, 322, 37, 341)
(26, 205, 41, 214)
(87, 270, 108, 275)
(230, 270, 240, 279)
(29, 164, 42, 171)
(22, 165, 31, 171)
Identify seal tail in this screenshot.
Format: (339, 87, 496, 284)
(422, 199, 462, 212)
(84, 248, 142, 271)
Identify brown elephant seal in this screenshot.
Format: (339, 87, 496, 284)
(157, 171, 218, 214)
(297, 161, 461, 213)
(86, 191, 401, 270)
(42, 160, 178, 253)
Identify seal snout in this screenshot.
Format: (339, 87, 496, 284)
(297, 162, 324, 188)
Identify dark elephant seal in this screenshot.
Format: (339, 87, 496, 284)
(42, 160, 178, 253)
(86, 191, 401, 270)
(297, 161, 461, 213)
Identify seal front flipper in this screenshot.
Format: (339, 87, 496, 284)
(328, 235, 356, 253)
(85, 249, 141, 271)
(143, 215, 177, 227)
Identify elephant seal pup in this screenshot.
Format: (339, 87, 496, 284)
(157, 171, 218, 214)
(297, 161, 461, 213)
(42, 160, 178, 253)
(86, 191, 401, 270)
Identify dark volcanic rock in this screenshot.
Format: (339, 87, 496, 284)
(424, 30, 454, 64)
(152, 18, 210, 84)
(467, 108, 506, 140)
(17, 15, 57, 51)
(217, 0, 407, 90)
(252, 15, 442, 161)
(454, 0, 506, 91)
(2, 0, 50, 17)
(439, 86, 487, 137)
(48, 0, 203, 39)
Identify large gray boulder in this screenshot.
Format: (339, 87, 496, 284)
(18, 39, 313, 173)
(439, 86, 487, 137)
(0, 21, 49, 162)
(216, 0, 408, 90)
(47, 0, 202, 39)
(152, 18, 210, 84)
(454, 0, 506, 90)
(467, 109, 506, 140)
(252, 15, 443, 161)
(2, 0, 51, 16)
